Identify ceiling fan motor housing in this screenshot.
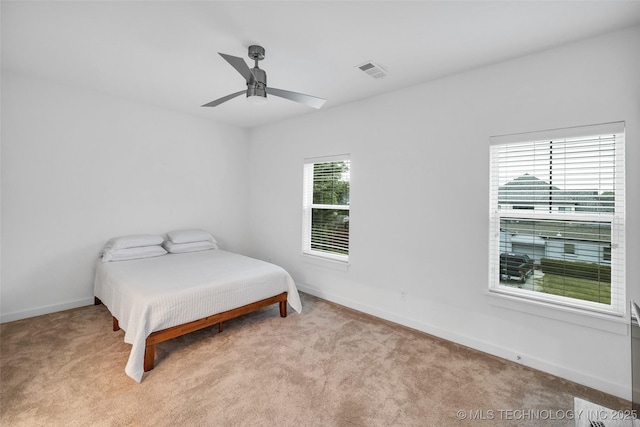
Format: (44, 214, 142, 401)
(247, 67, 267, 98)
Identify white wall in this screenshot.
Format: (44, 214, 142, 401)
(247, 26, 640, 399)
(1, 72, 251, 322)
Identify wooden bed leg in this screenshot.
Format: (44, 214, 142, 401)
(218, 322, 223, 333)
(112, 317, 120, 332)
(144, 344, 155, 372)
(279, 300, 287, 318)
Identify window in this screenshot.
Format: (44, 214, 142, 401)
(302, 155, 350, 262)
(489, 122, 625, 315)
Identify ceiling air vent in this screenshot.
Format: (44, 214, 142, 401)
(357, 61, 387, 79)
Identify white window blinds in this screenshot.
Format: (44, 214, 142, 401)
(489, 122, 625, 315)
(302, 155, 350, 261)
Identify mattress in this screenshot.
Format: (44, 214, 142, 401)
(94, 249, 302, 382)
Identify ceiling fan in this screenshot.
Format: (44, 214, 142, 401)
(202, 45, 326, 109)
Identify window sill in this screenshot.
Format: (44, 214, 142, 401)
(301, 253, 349, 271)
(485, 289, 628, 335)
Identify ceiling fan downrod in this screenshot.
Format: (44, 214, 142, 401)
(247, 45, 267, 98)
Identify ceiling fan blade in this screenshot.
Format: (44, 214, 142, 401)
(219, 53, 255, 83)
(202, 90, 245, 107)
(267, 87, 326, 109)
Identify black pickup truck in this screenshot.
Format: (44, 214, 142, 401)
(500, 253, 534, 283)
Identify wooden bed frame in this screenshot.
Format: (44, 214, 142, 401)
(95, 292, 288, 372)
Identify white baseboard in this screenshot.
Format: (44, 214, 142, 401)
(0, 297, 95, 324)
(296, 282, 629, 400)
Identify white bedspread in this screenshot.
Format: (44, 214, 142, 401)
(94, 250, 302, 382)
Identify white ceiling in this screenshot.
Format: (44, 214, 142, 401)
(3, 1, 640, 129)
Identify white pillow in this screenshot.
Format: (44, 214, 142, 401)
(102, 245, 167, 262)
(163, 240, 218, 254)
(103, 234, 164, 251)
(166, 229, 217, 244)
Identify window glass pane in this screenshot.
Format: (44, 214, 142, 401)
(499, 218, 611, 305)
(313, 161, 350, 205)
(496, 136, 616, 215)
(311, 208, 349, 255)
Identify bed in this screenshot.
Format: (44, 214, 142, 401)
(94, 248, 302, 382)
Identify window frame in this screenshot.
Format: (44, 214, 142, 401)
(488, 122, 625, 316)
(564, 243, 576, 255)
(302, 154, 351, 263)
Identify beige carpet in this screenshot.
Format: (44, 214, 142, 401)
(0, 293, 629, 426)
